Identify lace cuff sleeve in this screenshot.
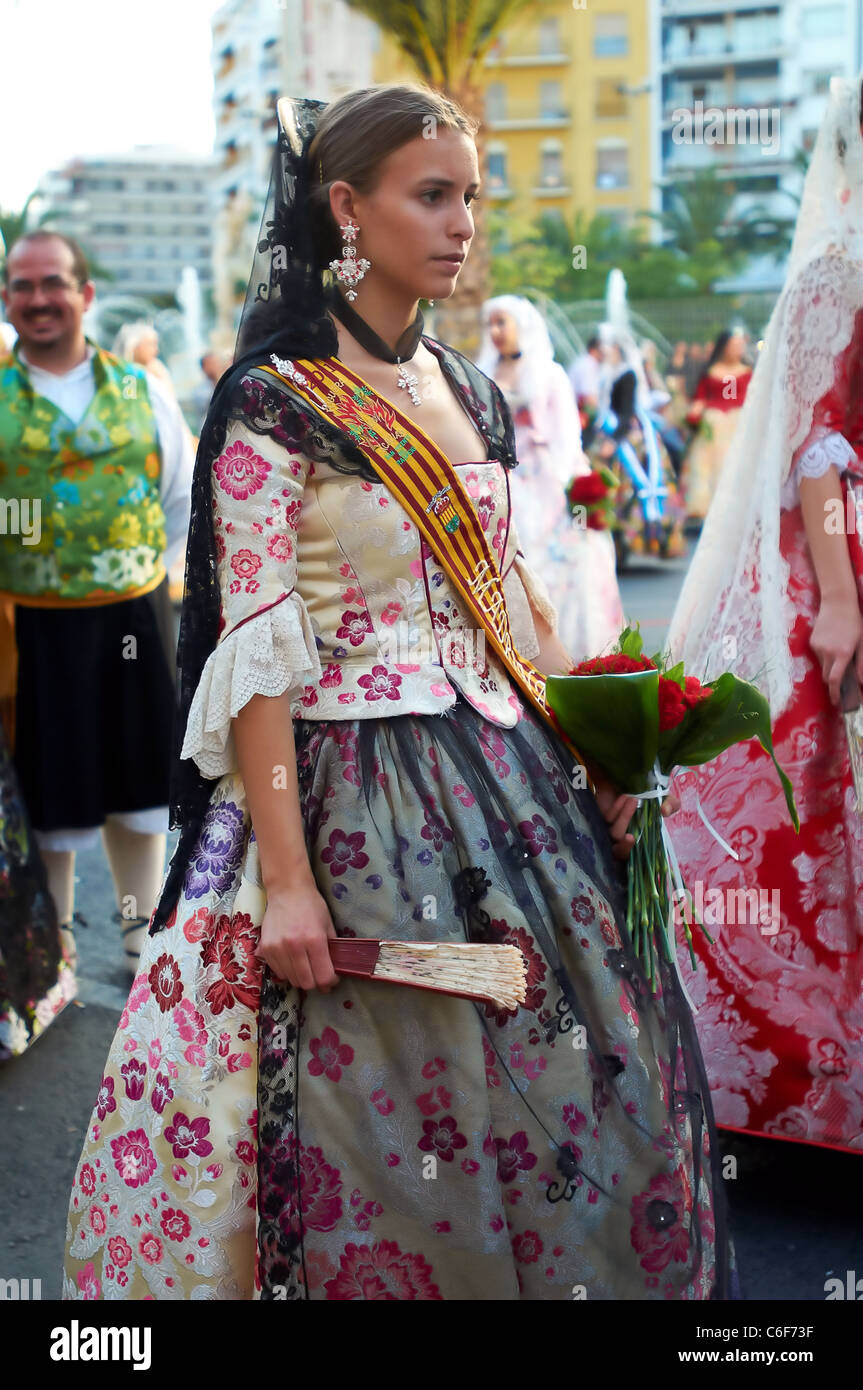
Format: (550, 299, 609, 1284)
(781, 429, 858, 510)
(180, 591, 322, 778)
(179, 407, 321, 777)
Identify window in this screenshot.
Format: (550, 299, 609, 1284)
(539, 80, 564, 118)
(487, 147, 508, 189)
(538, 17, 560, 56)
(540, 146, 564, 187)
(596, 144, 629, 189)
(594, 13, 628, 58)
(596, 78, 626, 119)
(801, 6, 844, 39)
(486, 83, 506, 120)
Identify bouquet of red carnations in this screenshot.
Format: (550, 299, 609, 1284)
(566, 466, 618, 531)
(546, 627, 799, 987)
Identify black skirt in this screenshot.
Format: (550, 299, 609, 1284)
(13, 580, 177, 832)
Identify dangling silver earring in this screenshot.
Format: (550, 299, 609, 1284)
(329, 218, 370, 301)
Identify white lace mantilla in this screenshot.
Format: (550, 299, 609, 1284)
(181, 593, 322, 778)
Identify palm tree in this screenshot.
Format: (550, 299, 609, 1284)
(1, 191, 113, 284)
(646, 168, 794, 263)
(342, 0, 540, 352)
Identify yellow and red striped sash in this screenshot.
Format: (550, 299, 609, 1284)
(259, 355, 586, 770)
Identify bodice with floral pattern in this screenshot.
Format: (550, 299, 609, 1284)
(181, 395, 558, 780)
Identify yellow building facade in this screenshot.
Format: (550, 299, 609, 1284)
(373, 0, 653, 230)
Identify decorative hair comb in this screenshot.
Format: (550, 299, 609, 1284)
(328, 939, 527, 1010)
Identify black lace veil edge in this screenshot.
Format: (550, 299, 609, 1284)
(150, 97, 517, 935)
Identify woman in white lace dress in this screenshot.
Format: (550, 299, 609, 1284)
(476, 296, 624, 662)
(665, 76, 863, 1152)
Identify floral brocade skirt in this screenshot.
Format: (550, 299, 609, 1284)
(63, 697, 728, 1300)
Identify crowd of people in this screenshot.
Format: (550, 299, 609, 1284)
(0, 72, 860, 1303)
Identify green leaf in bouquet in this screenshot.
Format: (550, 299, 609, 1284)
(546, 669, 659, 793)
(658, 673, 800, 831)
(663, 660, 686, 691)
(617, 626, 644, 660)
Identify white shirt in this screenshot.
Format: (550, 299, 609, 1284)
(18, 345, 194, 570)
(569, 352, 601, 402)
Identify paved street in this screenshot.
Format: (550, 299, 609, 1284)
(2, 554, 861, 1301)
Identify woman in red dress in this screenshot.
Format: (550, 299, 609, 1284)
(666, 75, 863, 1153)
(680, 329, 753, 525)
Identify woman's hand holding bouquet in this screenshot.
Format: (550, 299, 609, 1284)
(547, 627, 799, 987)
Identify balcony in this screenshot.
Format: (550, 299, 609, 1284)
(486, 103, 571, 131)
(484, 44, 570, 68)
(664, 29, 783, 70)
(663, 0, 779, 15)
(531, 182, 571, 198)
(662, 91, 783, 124)
(663, 138, 787, 176)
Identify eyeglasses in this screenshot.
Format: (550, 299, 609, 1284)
(5, 275, 84, 297)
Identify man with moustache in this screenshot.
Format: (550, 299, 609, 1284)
(0, 231, 193, 973)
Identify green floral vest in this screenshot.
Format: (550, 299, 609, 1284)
(0, 343, 166, 600)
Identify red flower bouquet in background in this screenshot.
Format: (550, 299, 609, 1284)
(566, 466, 617, 531)
(546, 627, 799, 986)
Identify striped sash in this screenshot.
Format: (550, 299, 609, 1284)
(259, 354, 585, 769)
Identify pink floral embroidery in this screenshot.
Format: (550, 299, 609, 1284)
(282, 1137, 344, 1233)
(494, 1131, 537, 1184)
(164, 1112, 214, 1160)
(371, 1088, 395, 1116)
(320, 663, 342, 688)
(160, 1207, 192, 1243)
(107, 1236, 132, 1269)
(76, 1261, 101, 1299)
(325, 1240, 442, 1300)
(308, 1026, 355, 1082)
(148, 952, 183, 1013)
(110, 1130, 157, 1188)
(492, 517, 507, 556)
(230, 549, 263, 582)
(417, 1116, 467, 1162)
(512, 1230, 543, 1264)
(336, 610, 373, 647)
(630, 1170, 690, 1273)
(182, 906, 211, 944)
(139, 1234, 164, 1265)
(266, 533, 293, 563)
(95, 1075, 116, 1121)
(214, 440, 271, 500)
(321, 828, 369, 877)
(380, 601, 402, 626)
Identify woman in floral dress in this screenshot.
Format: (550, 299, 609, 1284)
(62, 85, 728, 1300)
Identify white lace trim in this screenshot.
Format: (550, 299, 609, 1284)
(181, 593, 322, 779)
(780, 428, 858, 509)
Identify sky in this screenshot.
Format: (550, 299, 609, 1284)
(1, 0, 223, 209)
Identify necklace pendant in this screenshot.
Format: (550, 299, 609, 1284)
(396, 360, 422, 408)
